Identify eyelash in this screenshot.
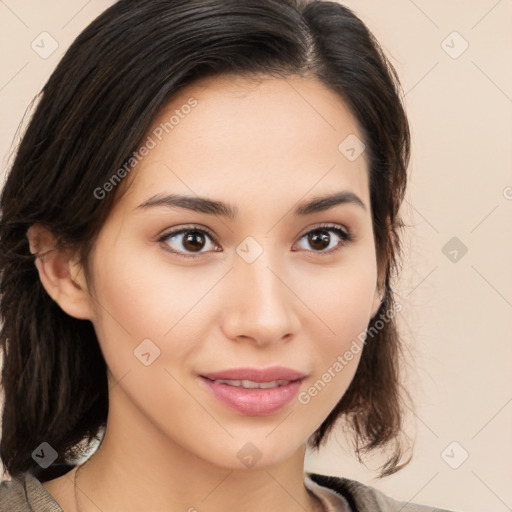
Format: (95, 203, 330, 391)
(157, 223, 354, 259)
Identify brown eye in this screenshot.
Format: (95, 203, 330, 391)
(159, 227, 220, 258)
(181, 231, 207, 252)
(307, 230, 331, 251)
(295, 225, 352, 255)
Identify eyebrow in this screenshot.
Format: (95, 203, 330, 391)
(135, 190, 367, 219)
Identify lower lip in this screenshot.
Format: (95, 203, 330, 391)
(200, 377, 304, 416)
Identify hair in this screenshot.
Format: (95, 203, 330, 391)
(0, 0, 410, 481)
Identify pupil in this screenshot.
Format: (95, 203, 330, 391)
(184, 231, 205, 252)
(309, 231, 329, 250)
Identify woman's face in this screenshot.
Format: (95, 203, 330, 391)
(85, 74, 382, 469)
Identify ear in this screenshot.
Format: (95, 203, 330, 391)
(26, 224, 94, 320)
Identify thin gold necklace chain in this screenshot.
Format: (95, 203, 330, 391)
(73, 457, 92, 512)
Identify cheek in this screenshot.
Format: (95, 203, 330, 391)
(329, 268, 376, 341)
(87, 244, 211, 435)
(87, 236, 233, 405)
(90, 233, 205, 335)
(295, 251, 376, 411)
(299, 245, 377, 340)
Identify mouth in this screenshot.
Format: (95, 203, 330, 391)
(198, 367, 307, 416)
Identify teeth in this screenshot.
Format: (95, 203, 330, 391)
(213, 379, 290, 389)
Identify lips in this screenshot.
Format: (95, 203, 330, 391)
(199, 366, 308, 416)
(200, 366, 306, 383)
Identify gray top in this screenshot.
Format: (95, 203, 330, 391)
(0, 470, 455, 511)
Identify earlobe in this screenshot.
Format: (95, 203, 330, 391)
(26, 224, 94, 320)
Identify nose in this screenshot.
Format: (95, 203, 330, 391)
(219, 247, 301, 347)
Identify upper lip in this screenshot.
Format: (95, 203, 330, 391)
(200, 366, 307, 383)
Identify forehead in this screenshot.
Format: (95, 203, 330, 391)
(120, 73, 370, 210)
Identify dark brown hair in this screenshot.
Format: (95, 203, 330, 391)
(0, 0, 410, 481)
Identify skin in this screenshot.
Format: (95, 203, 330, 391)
(29, 73, 384, 512)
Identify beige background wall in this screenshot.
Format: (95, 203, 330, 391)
(1, 1, 511, 511)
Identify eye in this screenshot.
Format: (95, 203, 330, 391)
(158, 225, 220, 259)
(157, 223, 353, 259)
(294, 224, 353, 255)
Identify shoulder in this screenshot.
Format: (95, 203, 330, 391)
(0, 472, 64, 512)
(0, 473, 32, 511)
(308, 472, 455, 512)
